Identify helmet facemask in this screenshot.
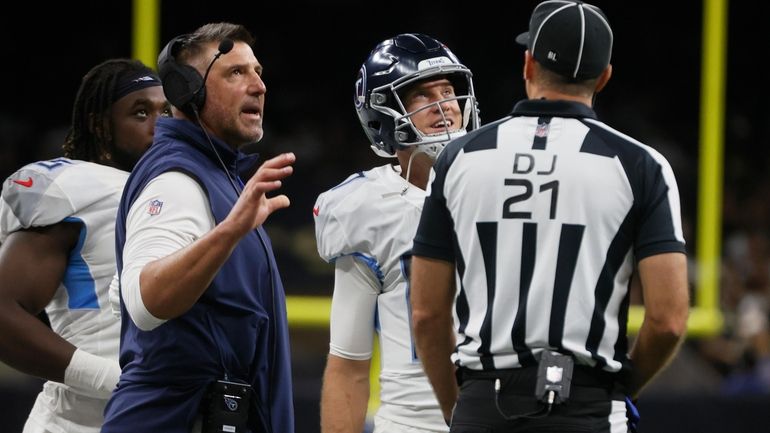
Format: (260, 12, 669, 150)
(398, 95, 471, 160)
(369, 64, 478, 160)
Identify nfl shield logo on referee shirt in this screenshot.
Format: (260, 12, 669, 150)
(147, 199, 163, 216)
(535, 121, 550, 138)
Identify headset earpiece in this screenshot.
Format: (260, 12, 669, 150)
(157, 35, 206, 118)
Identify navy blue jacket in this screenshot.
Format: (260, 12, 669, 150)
(103, 118, 294, 433)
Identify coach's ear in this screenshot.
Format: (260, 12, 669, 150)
(595, 64, 613, 93)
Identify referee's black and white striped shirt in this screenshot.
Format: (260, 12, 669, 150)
(413, 99, 685, 374)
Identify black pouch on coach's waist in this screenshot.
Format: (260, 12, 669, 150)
(201, 379, 252, 433)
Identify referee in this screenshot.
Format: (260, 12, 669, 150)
(410, 1, 689, 432)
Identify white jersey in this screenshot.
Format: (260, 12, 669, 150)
(314, 164, 447, 432)
(0, 158, 125, 432)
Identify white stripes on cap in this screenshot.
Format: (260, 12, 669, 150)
(578, 3, 614, 78)
(574, 3, 586, 78)
(531, 1, 577, 76)
(531, 1, 614, 79)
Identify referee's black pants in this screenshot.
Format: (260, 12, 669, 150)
(450, 367, 629, 433)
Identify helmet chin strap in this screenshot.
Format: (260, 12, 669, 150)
(402, 142, 442, 195)
(401, 124, 469, 194)
(402, 147, 422, 194)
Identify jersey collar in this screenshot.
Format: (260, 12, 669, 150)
(510, 99, 597, 119)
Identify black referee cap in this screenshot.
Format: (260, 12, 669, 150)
(516, 1, 613, 80)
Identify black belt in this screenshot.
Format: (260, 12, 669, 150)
(457, 365, 626, 402)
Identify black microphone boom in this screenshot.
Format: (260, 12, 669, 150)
(194, 38, 234, 100)
(187, 37, 242, 197)
(217, 39, 234, 55)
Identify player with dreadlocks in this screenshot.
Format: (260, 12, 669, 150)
(0, 58, 169, 433)
(62, 59, 167, 170)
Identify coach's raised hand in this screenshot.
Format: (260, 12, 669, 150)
(226, 152, 295, 237)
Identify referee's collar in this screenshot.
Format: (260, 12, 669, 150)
(511, 99, 597, 119)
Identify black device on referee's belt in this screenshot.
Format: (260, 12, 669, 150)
(201, 379, 252, 433)
(534, 350, 574, 405)
(494, 350, 575, 420)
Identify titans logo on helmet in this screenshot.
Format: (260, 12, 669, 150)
(354, 66, 367, 110)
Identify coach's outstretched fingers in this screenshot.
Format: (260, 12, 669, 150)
(227, 152, 295, 236)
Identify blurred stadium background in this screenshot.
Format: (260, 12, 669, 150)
(2, 0, 770, 431)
